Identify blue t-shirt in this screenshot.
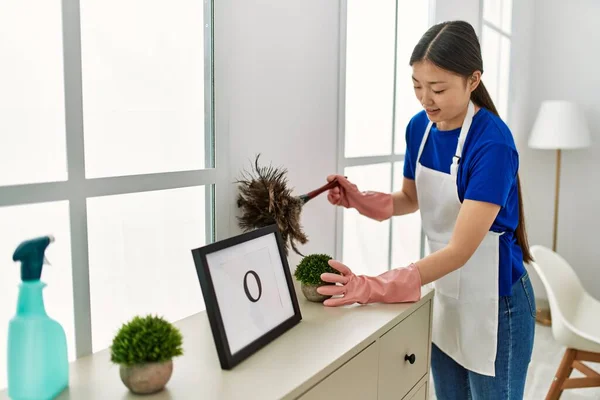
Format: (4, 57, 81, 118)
(403, 108, 525, 296)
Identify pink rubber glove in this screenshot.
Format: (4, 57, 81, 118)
(316, 260, 422, 307)
(326, 175, 393, 222)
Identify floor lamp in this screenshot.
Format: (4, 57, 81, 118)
(528, 100, 591, 326)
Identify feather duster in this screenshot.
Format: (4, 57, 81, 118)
(235, 154, 340, 257)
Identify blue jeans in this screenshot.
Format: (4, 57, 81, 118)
(431, 272, 536, 399)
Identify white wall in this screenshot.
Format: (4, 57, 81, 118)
(434, 0, 481, 33)
(516, 0, 600, 300)
(216, 0, 340, 270)
(503, 0, 547, 299)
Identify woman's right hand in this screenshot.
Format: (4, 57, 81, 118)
(325, 175, 394, 222)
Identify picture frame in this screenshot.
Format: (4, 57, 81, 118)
(191, 224, 302, 370)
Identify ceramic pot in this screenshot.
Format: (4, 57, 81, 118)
(120, 360, 173, 395)
(301, 282, 333, 302)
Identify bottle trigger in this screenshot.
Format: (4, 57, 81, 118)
(44, 256, 52, 266)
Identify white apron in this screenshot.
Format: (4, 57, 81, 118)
(415, 101, 500, 377)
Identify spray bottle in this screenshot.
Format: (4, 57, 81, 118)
(7, 235, 69, 400)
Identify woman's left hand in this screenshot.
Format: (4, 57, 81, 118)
(317, 260, 422, 307)
(317, 260, 368, 306)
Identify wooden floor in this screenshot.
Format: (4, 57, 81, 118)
(430, 324, 600, 399)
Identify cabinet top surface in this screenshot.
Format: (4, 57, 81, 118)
(1, 287, 433, 400)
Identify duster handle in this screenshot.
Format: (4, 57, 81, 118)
(299, 178, 343, 204)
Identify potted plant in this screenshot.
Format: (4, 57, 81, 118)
(110, 314, 184, 395)
(294, 253, 341, 302)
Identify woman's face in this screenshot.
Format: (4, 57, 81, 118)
(412, 60, 481, 130)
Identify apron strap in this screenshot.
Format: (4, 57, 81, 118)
(451, 101, 475, 171)
(417, 121, 433, 164)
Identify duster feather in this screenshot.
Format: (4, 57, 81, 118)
(235, 155, 308, 256)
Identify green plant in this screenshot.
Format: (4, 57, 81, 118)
(110, 315, 183, 367)
(294, 253, 340, 285)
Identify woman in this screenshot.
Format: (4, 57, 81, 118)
(318, 20, 536, 399)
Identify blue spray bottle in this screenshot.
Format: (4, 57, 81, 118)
(7, 235, 69, 400)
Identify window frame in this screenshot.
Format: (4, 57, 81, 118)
(0, 0, 226, 359)
(479, 0, 514, 123)
(335, 0, 435, 267)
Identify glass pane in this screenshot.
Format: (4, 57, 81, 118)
(498, 35, 511, 120)
(394, 1, 431, 155)
(0, 3, 67, 187)
(80, 1, 208, 179)
(345, 0, 396, 158)
(342, 163, 391, 276)
(87, 186, 206, 352)
(483, 0, 502, 29)
(391, 162, 422, 267)
(0, 202, 75, 391)
(501, 0, 513, 33)
(481, 25, 500, 114)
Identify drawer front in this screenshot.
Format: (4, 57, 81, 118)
(409, 381, 427, 400)
(378, 301, 431, 400)
(298, 341, 379, 400)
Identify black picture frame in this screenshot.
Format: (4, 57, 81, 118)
(191, 224, 302, 370)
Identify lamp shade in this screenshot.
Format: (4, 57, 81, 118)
(528, 100, 592, 149)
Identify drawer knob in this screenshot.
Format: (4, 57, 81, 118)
(405, 353, 416, 364)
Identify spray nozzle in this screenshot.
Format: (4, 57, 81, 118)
(12, 235, 55, 281)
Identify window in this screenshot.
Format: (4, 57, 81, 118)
(480, 0, 513, 120)
(337, 1, 432, 274)
(0, 0, 222, 389)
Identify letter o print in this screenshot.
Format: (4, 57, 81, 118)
(243, 270, 262, 302)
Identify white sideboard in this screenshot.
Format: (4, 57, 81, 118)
(1, 285, 434, 400)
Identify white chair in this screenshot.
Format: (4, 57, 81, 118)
(528, 245, 600, 399)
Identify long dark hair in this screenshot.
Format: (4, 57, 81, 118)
(409, 20, 532, 263)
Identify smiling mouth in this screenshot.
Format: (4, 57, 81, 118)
(426, 108, 440, 113)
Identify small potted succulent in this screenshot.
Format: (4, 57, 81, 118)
(110, 314, 184, 395)
(294, 253, 341, 302)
